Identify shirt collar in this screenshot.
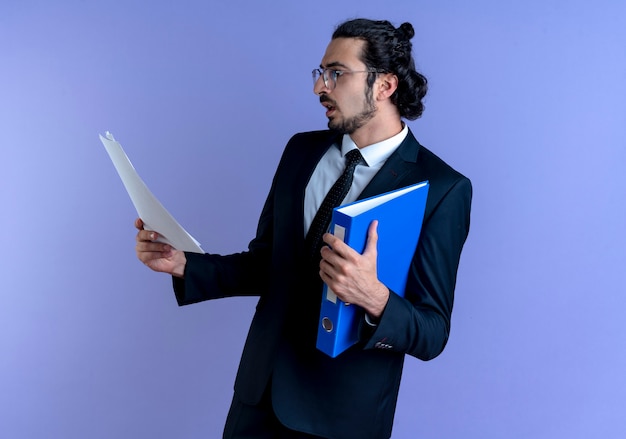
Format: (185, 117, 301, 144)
(340, 123, 409, 167)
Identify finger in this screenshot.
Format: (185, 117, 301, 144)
(134, 218, 144, 230)
(320, 246, 348, 277)
(322, 232, 354, 259)
(137, 249, 164, 263)
(363, 220, 379, 257)
(136, 229, 159, 243)
(319, 244, 337, 264)
(135, 239, 169, 251)
(319, 255, 337, 280)
(319, 267, 340, 293)
(136, 243, 173, 261)
(318, 266, 330, 283)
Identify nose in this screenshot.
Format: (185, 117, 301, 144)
(313, 73, 329, 96)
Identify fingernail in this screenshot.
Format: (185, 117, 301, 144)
(150, 232, 156, 240)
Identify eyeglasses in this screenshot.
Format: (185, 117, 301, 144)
(312, 68, 380, 91)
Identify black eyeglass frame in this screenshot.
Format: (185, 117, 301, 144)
(312, 67, 381, 90)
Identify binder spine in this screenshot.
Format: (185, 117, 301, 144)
(315, 217, 361, 357)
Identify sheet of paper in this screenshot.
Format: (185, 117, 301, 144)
(100, 132, 204, 253)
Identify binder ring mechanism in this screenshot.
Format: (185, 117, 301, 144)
(321, 317, 334, 333)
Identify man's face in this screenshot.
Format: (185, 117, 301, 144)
(314, 38, 377, 134)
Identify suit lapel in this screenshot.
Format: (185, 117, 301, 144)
(358, 129, 422, 200)
(295, 133, 341, 194)
(290, 131, 342, 256)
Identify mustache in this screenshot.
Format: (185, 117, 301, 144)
(320, 95, 337, 107)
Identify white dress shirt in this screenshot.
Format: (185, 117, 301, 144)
(304, 124, 409, 235)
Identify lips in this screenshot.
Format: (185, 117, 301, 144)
(320, 96, 337, 118)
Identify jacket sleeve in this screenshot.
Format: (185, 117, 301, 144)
(362, 175, 472, 360)
(172, 176, 277, 306)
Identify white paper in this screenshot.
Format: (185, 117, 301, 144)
(100, 131, 204, 253)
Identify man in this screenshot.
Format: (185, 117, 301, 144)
(136, 18, 472, 439)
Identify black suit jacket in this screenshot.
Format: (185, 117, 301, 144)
(174, 129, 472, 439)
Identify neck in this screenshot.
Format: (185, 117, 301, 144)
(349, 116, 403, 149)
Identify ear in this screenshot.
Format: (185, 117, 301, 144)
(376, 73, 399, 101)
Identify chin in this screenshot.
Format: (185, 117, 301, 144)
(329, 124, 354, 135)
(328, 118, 347, 134)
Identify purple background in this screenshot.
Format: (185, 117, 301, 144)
(2, 1, 625, 438)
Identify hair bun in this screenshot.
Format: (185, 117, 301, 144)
(397, 22, 415, 40)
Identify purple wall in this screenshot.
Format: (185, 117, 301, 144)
(2, 1, 625, 437)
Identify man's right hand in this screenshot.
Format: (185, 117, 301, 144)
(135, 218, 187, 278)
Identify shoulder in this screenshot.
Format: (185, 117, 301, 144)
(277, 129, 341, 164)
(401, 129, 468, 182)
(285, 129, 339, 147)
(418, 143, 469, 184)
(422, 146, 472, 214)
(407, 131, 472, 204)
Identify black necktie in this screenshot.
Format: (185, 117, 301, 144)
(306, 148, 363, 259)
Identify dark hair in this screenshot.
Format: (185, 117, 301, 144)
(332, 19, 428, 120)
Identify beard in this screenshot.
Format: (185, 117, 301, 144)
(327, 87, 377, 134)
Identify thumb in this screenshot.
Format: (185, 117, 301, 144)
(363, 220, 379, 258)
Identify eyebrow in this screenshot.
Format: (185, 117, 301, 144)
(320, 61, 350, 70)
